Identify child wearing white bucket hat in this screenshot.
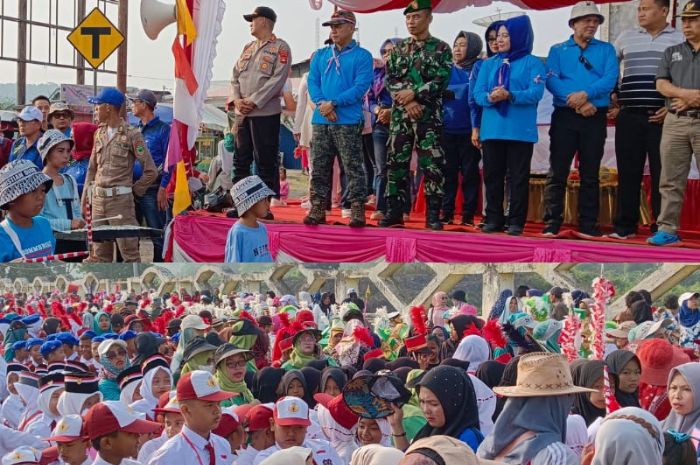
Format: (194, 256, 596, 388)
(224, 175, 275, 263)
(0, 159, 55, 262)
(38, 130, 86, 256)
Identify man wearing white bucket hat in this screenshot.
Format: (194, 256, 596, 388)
(543, 1, 618, 239)
(224, 175, 275, 263)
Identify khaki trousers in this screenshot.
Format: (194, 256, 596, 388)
(657, 113, 700, 234)
(91, 193, 140, 262)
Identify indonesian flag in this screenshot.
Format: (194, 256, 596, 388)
(164, 0, 226, 216)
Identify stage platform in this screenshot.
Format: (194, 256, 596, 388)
(165, 202, 700, 263)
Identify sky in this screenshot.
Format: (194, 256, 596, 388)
(0, 0, 580, 90)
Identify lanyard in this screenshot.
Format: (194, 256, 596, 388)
(180, 431, 209, 465)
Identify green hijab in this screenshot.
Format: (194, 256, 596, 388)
(92, 311, 112, 336)
(215, 363, 254, 405)
(181, 350, 215, 376)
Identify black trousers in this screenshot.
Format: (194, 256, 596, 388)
(441, 132, 481, 219)
(233, 114, 281, 197)
(482, 139, 533, 228)
(613, 107, 663, 235)
(544, 107, 607, 229)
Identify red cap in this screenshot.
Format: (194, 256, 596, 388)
(314, 393, 359, 430)
(39, 447, 58, 465)
(176, 371, 235, 402)
(246, 404, 274, 431)
(234, 404, 254, 423)
(212, 406, 240, 438)
(83, 401, 161, 440)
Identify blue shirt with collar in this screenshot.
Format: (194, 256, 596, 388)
(545, 36, 618, 108)
(138, 116, 171, 188)
(308, 40, 374, 125)
(9, 137, 42, 169)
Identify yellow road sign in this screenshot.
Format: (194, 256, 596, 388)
(67, 8, 124, 69)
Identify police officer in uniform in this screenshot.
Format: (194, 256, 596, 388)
(230, 6, 291, 219)
(81, 88, 157, 262)
(380, 0, 452, 230)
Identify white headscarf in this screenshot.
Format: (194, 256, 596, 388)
(15, 382, 40, 424)
(469, 374, 496, 437)
(350, 445, 403, 465)
(131, 366, 171, 419)
(57, 390, 102, 416)
(375, 418, 392, 447)
(120, 379, 141, 406)
(259, 447, 312, 465)
(37, 385, 63, 424)
(566, 414, 588, 458)
(591, 407, 664, 465)
(453, 335, 490, 372)
(316, 403, 359, 465)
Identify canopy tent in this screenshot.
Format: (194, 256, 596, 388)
(321, 0, 614, 12)
(127, 103, 228, 133)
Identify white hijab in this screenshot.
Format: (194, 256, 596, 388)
(350, 445, 403, 465)
(591, 407, 664, 465)
(131, 366, 171, 419)
(316, 403, 359, 465)
(453, 335, 490, 372)
(565, 414, 588, 458)
(57, 390, 102, 416)
(120, 379, 142, 406)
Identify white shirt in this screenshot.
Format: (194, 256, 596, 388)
(0, 424, 48, 457)
(252, 439, 342, 465)
(92, 454, 141, 465)
(1, 393, 24, 429)
(138, 432, 169, 464)
(147, 425, 233, 465)
(234, 447, 259, 465)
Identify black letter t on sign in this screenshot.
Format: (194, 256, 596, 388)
(81, 27, 111, 58)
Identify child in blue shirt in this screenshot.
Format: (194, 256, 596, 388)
(224, 175, 275, 263)
(0, 159, 56, 262)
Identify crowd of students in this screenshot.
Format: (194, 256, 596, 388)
(0, 283, 698, 465)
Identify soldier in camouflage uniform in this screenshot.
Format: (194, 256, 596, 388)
(379, 0, 452, 230)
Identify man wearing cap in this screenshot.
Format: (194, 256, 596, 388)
(649, 1, 700, 246)
(129, 89, 170, 261)
(84, 401, 160, 465)
(9, 107, 44, 169)
(81, 87, 158, 262)
(48, 103, 74, 138)
(543, 1, 618, 238)
(380, 0, 452, 230)
(147, 371, 236, 465)
(45, 414, 92, 465)
(236, 405, 275, 465)
(230, 6, 291, 214)
(303, 10, 373, 227)
(610, 0, 683, 240)
(252, 396, 343, 465)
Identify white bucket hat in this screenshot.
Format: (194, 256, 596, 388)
(0, 159, 53, 209)
(38, 129, 75, 165)
(230, 175, 275, 216)
(569, 1, 604, 26)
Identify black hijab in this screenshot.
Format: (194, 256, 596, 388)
(320, 367, 347, 394)
(475, 361, 506, 390)
(392, 366, 412, 384)
(413, 365, 481, 441)
(570, 359, 606, 426)
(605, 350, 641, 408)
(134, 333, 161, 365)
(386, 357, 419, 371)
(363, 358, 387, 373)
(441, 358, 471, 372)
(253, 367, 285, 403)
(631, 300, 653, 324)
(277, 369, 308, 399)
(300, 367, 321, 407)
(319, 292, 333, 318)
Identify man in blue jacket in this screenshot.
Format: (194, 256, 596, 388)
(543, 1, 618, 238)
(304, 10, 373, 227)
(129, 89, 170, 261)
(9, 107, 44, 169)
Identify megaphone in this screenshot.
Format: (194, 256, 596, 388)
(140, 0, 176, 40)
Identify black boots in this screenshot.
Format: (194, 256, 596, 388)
(378, 197, 404, 227)
(426, 196, 443, 230)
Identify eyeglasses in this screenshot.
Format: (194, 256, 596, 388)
(52, 113, 70, 119)
(105, 349, 126, 360)
(579, 52, 593, 71)
(487, 38, 497, 43)
(226, 360, 247, 369)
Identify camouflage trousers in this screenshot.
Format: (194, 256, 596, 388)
(309, 123, 367, 206)
(386, 114, 445, 205)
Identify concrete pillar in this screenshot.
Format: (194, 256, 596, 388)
(482, 264, 502, 318)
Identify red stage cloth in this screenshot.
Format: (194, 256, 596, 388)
(168, 206, 700, 263)
(327, 0, 621, 13)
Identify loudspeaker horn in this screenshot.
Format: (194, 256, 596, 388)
(140, 0, 177, 41)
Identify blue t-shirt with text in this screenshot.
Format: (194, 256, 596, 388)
(224, 221, 272, 263)
(0, 216, 55, 262)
